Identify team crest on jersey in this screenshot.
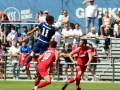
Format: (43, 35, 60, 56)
(78, 51, 87, 57)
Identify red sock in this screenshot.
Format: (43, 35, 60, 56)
(66, 77, 75, 85)
(37, 81, 51, 88)
(34, 78, 40, 86)
(76, 74, 81, 89)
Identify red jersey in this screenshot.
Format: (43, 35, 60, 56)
(72, 46, 77, 51)
(37, 48, 59, 69)
(71, 46, 91, 65)
(91, 48, 97, 61)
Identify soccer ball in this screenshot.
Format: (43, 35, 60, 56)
(52, 22, 63, 30)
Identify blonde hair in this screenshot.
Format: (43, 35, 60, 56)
(117, 11, 120, 17)
(91, 27, 96, 31)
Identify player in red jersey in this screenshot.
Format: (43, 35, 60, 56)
(32, 41, 59, 90)
(62, 39, 92, 90)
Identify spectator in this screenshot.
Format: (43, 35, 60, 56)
(19, 41, 31, 79)
(86, 27, 98, 48)
(60, 43, 74, 82)
(62, 23, 73, 45)
(0, 11, 10, 35)
(58, 10, 64, 22)
(114, 11, 120, 38)
(51, 29, 61, 48)
(0, 44, 5, 79)
(82, 0, 99, 34)
(72, 23, 83, 45)
(102, 27, 110, 61)
(72, 40, 79, 50)
(1, 43, 7, 53)
(35, 10, 46, 23)
(0, 30, 4, 43)
(9, 41, 20, 80)
(44, 11, 49, 18)
(57, 10, 64, 33)
(100, 11, 111, 36)
(7, 26, 18, 46)
(19, 26, 34, 49)
(58, 10, 70, 26)
(87, 42, 98, 81)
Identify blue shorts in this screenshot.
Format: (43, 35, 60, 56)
(32, 40, 49, 54)
(86, 17, 95, 28)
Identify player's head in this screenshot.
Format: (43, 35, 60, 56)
(46, 15, 54, 25)
(79, 39, 87, 47)
(49, 41, 57, 48)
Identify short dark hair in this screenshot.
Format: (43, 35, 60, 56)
(81, 39, 87, 45)
(23, 26, 27, 29)
(46, 15, 54, 23)
(11, 26, 15, 30)
(49, 41, 57, 48)
(75, 23, 80, 26)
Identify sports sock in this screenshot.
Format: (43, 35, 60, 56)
(66, 77, 75, 85)
(76, 74, 81, 89)
(25, 55, 33, 66)
(37, 81, 50, 88)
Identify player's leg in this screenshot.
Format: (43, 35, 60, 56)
(62, 65, 77, 90)
(62, 75, 76, 90)
(34, 76, 41, 86)
(75, 65, 87, 90)
(22, 40, 41, 72)
(33, 75, 51, 90)
(76, 71, 82, 90)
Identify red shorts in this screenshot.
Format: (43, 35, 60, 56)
(19, 54, 30, 69)
(36, 66, 49, 78)
(75, 65, 87, 74)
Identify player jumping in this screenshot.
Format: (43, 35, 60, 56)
(22, 15, 55, 72)
(32, 41, 59, 90)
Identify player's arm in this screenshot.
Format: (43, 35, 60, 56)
(55, 55, 59, 70)
(92, 48, 97, 56)
(27, 26, 39, 36)
(55, 51, 59, 70)
(85, 49, 92, 66)
(37, 54, 44, 63)
(69, 47, 80, 64)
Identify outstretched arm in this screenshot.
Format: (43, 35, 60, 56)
(27, 26, 39, 36)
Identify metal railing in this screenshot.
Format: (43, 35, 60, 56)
(1, 54, 120, 83)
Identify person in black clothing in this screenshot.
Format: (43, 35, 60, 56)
(102, 27, 110, 61)
(60, 43, 74, 82)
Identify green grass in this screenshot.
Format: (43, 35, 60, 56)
(0, 81, 120, 90)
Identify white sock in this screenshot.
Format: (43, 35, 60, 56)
(34, 86, 38, 89)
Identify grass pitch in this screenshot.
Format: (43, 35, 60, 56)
(0, 81, 120, 90)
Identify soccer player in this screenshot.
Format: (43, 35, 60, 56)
(32, 41, 59, 90)
(88, 42, 98, 81)
(22, 15, 55, 72)
(62, 39, 92, 90)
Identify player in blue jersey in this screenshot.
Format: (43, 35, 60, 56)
(22, 15, 55, 72)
